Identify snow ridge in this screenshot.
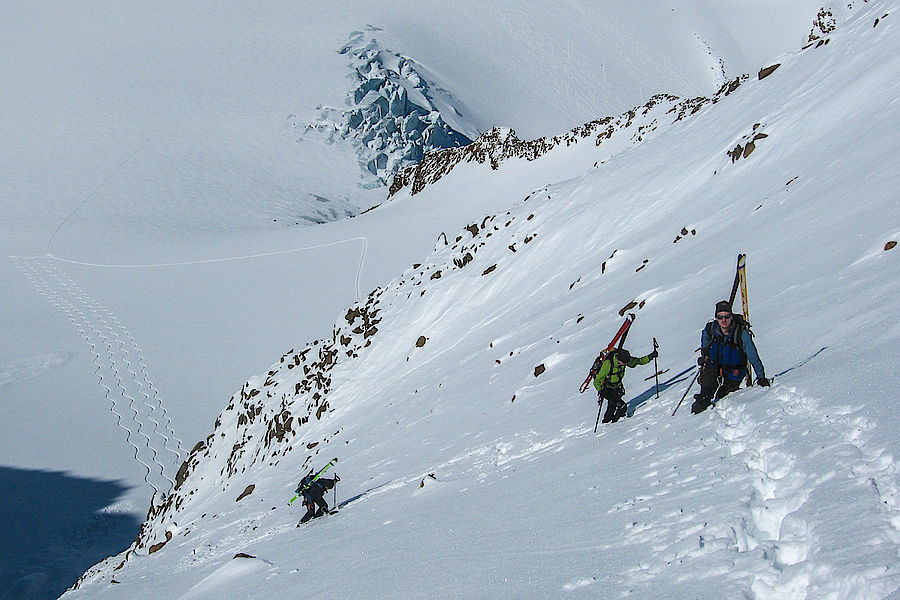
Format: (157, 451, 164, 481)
(387, 76, 745, 197)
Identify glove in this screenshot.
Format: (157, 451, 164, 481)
(757, 377, 771, 387)
(648, 350, 658, 360)
(697, 356, 706, 367)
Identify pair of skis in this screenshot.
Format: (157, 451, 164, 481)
(729, 253, 752, 386)
(578, 313, 635, 394)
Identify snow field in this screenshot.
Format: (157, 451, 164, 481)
(69, 4, 900, 596)
(1, 1, 897, 599)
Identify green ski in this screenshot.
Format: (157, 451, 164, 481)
(289, 458, 338, 505)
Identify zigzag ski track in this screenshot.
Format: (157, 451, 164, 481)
(13, 256, 185, 495)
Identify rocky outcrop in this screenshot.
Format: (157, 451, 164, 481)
(389, 78, 747, 198)
(307, 27, 476, 186)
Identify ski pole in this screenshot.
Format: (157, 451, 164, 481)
(593, 399, 603, 433)
(653, 338, 660, 399)
(672, 368, 699, 416)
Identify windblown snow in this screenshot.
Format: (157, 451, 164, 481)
(2, 1, 898, 599)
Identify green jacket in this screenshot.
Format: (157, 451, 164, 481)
(593, 351, 652, 391)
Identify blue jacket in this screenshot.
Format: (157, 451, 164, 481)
(701, 318, 765, 380)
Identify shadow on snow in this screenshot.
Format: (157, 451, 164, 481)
(627, 365, 695, 417)
(625, 347, 830, 417)
(0, 466, 141, 600)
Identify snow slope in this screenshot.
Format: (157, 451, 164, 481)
(56, 2, 900, 599)
(1, 0, 832, 516)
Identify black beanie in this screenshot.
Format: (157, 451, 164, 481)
(715, 301, 733, 315)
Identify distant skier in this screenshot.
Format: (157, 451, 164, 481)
(592, 346, 658, 423)
(296, 469, 339, 524)
(691, 301, 769, 414)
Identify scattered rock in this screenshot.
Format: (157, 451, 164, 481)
(148, 531, 173, 554)
(534, 364, 546, 377)
(233, 553, 256, 560)
(619, 301, 638, 316)
(758, 64, 781, 80)
(743, 141, 756, 158)
(236, 484, 255, 502)
(673, 226, 697, 243)
(808, 9, 836, 42)
(885, 241, 897, 251)
(416, 336, 428, 347)
(454, 252, 474, 268)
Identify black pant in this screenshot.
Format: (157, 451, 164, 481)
(599, 386, 627, 423)
(691, 365, 742, 413)
(300, 493, 329, 523)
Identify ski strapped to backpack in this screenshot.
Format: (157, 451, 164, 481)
(579, 313, 635, 393)
(728, 253, 752, 386)
(729, 253, 745, 306)
(737, 254, 752, 386)
(289, 457, 338, 505)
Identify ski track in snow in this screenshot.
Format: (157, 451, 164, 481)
(0, 351, 69, 388)
(13, 256, 184, 494)
(43, 234, 369, 304)
(716, 395, 818, 598)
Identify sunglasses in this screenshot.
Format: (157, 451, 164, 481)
(715, 314, 733, 320)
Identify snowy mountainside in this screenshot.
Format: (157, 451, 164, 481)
(0, 0, 833, 257)
(66, 3, 900, 598)
(387, 78, 745, 198)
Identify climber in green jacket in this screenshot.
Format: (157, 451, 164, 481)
(592, 347, 657, 423)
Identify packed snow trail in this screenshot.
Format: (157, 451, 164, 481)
(596, 374, 900, 599)
(13, 257, 183, 494)
(714, 383, 900, 598)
